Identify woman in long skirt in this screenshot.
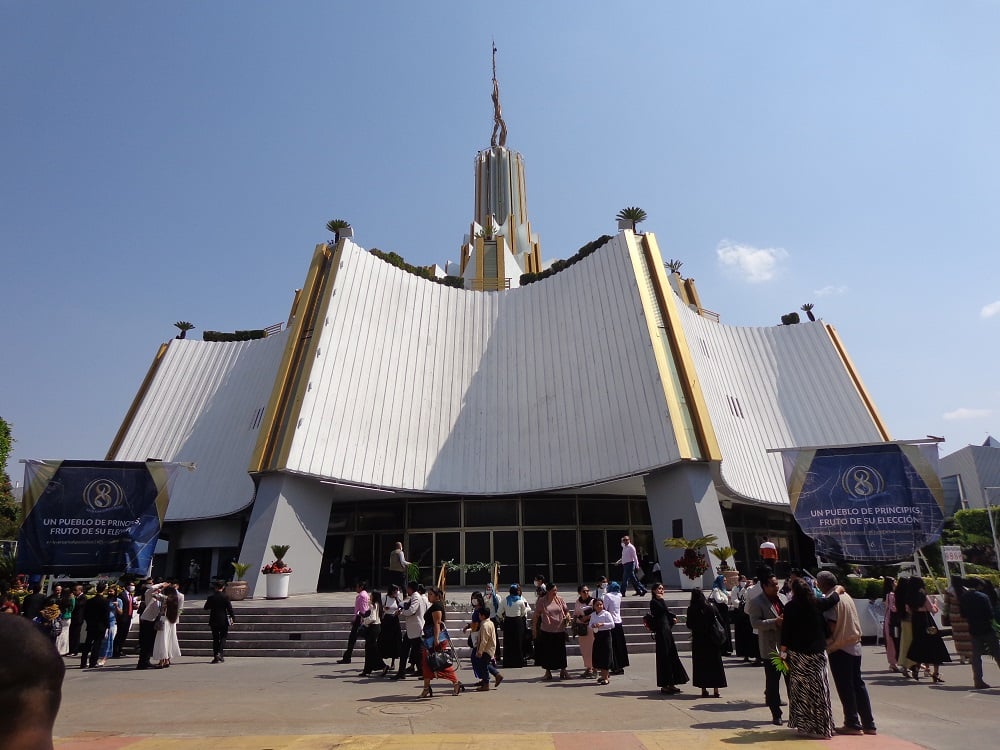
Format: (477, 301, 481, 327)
(603, 582, 630, 674)
(904, 578, 951, 682)
(650, 584, 688, 694)
(686, 588, 727, 698)
(377, 585, 403, 674)
(361, 589, 387, 676)
(152, 586, 182, 668)
(419, 587, 462, 697)
(533, 584, 570, 680)
(501, 584, 530, 668)
(780, 578, 835, 738)
(589, 597, 615, 684)
(574, 584, 597, 678)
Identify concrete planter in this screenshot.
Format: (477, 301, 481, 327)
(265, 573, 291, 600)
(227, 581, 249, 601)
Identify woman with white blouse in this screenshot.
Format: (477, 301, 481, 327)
(501, 584, 531, 668)
(589, 597, 616, 685)
(603, 582, 630, 674)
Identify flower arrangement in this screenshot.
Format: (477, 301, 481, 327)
(673, 548, 709, 580)
(262, 544, 292, 575)
(710, 546, 738, 572)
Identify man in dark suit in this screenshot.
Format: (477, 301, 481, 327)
(746, 571, 788, 725)
(80, 583, 109, 669)
(203, 580, 236, 663)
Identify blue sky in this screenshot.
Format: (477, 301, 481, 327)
(3, 2, 999, 484)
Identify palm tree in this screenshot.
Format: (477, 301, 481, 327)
(325, 219, 351, 243)
(616, 206, 648, 232)
(666, 259, 684, 274)
(801, 303, 816, 322)
(174, 321, 195, 339)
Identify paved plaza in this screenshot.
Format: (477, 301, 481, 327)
(53, 638, 996, 750)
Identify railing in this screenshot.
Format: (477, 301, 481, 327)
(263, 322, 284, 337)
(469, 277, 511, 291)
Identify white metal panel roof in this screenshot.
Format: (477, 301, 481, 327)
(282, 237, 683, 493)
(110, 333, 289, 520)
(676, 306, 885, 505)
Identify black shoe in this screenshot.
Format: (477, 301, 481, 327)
(211, 657, 220, 664)
(389, 674, 406, 681)
(337, 657, 352, 664)
(218, 655, 224, 662)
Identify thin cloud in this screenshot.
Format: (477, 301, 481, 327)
(980, 300, 1000, 318)
(716, 240, 788, 283)
(814, 284, 848, 297)
(943, 407, 992, 421)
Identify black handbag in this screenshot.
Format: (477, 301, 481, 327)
(427, 649, 455, 671)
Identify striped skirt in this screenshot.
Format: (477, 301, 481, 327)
(786, 650, 835, 738)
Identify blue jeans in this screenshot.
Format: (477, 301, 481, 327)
(622, 562, 646, 594)
(470, 652, 499, 684)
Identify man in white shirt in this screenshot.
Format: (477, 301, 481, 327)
(616, 535, 647, 596)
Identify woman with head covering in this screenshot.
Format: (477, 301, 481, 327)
(532, 583, 571, 680)
(779, 578, 837, 738)
(709, 574, 733, 655)
(686, 588, 727, 698)
(650, 583, 688, 694)
(904, 576, 951, 682)
(501, 584, 531, 668)
(603, 581, 630, 674)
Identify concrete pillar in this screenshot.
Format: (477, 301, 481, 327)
(644, 463, 731, 590)
(241, 473, 333, 597)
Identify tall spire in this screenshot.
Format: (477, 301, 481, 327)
(491, 41, 508, 148)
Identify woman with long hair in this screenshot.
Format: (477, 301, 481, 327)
(152, 585, 181, 668)
(377, 584, 403, 676)
(588, 596, 615, 685)
(896, 577, 918, 678)
(904, 576, 951, 682)
(96, 587, 123, 667)
(500, 584, 530, 668)
(419, 587, 463, 697)
(650, 583, 688, 695)
(883, 577, 900, 672)
(603, 582, 630, 675)
(574, 584, 597, 679)
(533, 583, 571, 680)
(780, 578, 836, 739)
(686, 588, 726, 698)
(361, 588, 387, 677)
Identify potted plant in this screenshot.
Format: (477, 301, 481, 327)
(261, 545, 293, 599)
(228, 562, 251, 601)
(664, 534, 717, 588)
(710, 546, 740, 588)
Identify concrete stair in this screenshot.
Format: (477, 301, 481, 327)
(130, 596, 694, 659)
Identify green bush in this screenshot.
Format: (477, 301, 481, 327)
(520, 235, 614, 286)
(202, 330, 266, 342)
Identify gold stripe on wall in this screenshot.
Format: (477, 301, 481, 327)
(250, 242, 336, 473)
(824, 324, 892, 442)
(623, 232, 694, 458)
(641, 233, 722, 462)
(106, 343, 170, 460)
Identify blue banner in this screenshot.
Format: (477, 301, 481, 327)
(781, 443, 945, 563)
(17, 460, 176, 575)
